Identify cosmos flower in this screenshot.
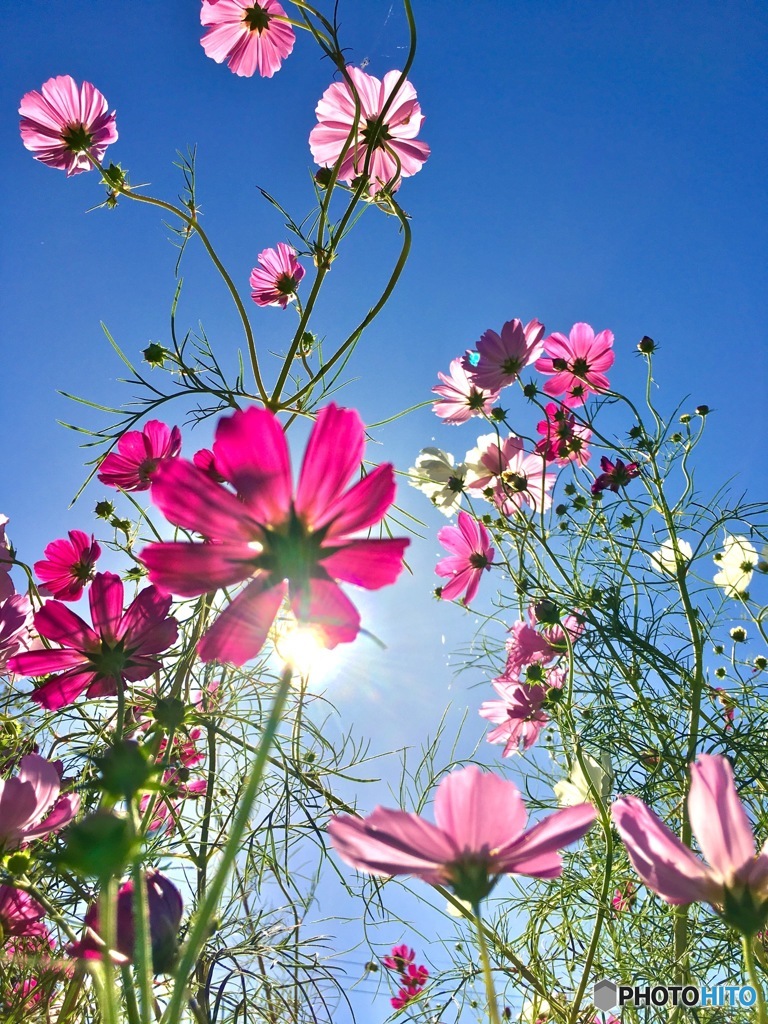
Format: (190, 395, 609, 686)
(200, 0, 295, 78)
(648, 537, 693, 575)
(381, 944, 416, 973)
(432, 360, 499, 425)
(713, 534, 758, 597)
(34, 531, 101, 602)
(68, 870, 183, 974)
(0, 754, 80, 850)
(464, 318, 545, 392)
(19, 76, 118, 176)
(534, 403, 592, 466)
(142, 404, 409, 665)
(465, 434, 555, 516)
(309, 66, 429, 194)
(590, 456, 639, 495)
(435, 512, 494, 605)
(407, 448, 467, 517)
(8, 573, 178, 711)
(479, 671, 563, 755)
(98, 421, 182, 492)
(328, 765, 596, 904)
(249, 243, 305, 308)
(534, 323, 615, 407)
(0, 887, 47, 941)
(612, 754, 768, 932)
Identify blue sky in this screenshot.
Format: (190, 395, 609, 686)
(2, 1, 767, 1018)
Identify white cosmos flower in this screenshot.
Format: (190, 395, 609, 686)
(713, 534, 758, 597)
(553, 752, 612, 807)
(649, 537, 693, 574)
(407, 448, 467, 516)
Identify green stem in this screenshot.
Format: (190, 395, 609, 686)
(161, 666, 294, 1024)
(743, 935, 767, 1024)
(131, 838, 154, 1023)
(97, 876, 120, 1024)
(122, 964, 143, 1024)
(473, 902, 502, 1024)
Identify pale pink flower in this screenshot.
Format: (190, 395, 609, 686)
(591, 456, 639, 495)
(34, 531, 101, 602)
(0, 515, 14, 602)
(534, 323, 615, 407)
(465, 434, 555, 516)
(309, 66, 430, 194)
(0, 595, 35, 673)
(612, 753, 768, 930)
(141, 404, 409, 666)
(432, 360, 500, 425)
(479, 670, 564, 755)
(435, 512, 494, 605)
(0, 754, 80, 850)
(535, 403, 592, 466)
(200, 0, 295, 78)
(98, 420, 182, 492)
(19, 76, 117, 177)
(0, 887, 47, 939)
(465, 318, 545, 392)
(249, 243, 305, 308)
(328, 765, 596, 903)
(8, 572, 178, 711)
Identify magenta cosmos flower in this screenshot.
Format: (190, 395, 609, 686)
(435, 511, 494, 605)
(69, 870, 183, 973)
(466, 434, 555, 516)
(200, 0, 295, 78)
(503, 604, 584, 679)
(432, 359, 499, 425)
(465, 318, 546, 392)
(19, 76, 117, 177)
(0, 887, 47, 940)
(381, 944, 416, 973)
(249, 243, 305, 308)
(0, 595, 35, 674)
(141, 404, 409, 666)
(612, 754, 768, 932)
(535, 323, 615, 407)
(309, 66, 430, 194)
(535, 402, 592, 466)
(98, 420, 182, 492)
(8, 572, 178, 711)
(0, 754, 80, 851)
(34, 530, 101, 602)
(590, 456, 639, 495)
(328, 765, 596, 904)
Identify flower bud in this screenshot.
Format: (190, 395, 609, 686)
(637, 335, 656, 354)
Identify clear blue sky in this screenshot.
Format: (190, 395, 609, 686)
(2, 1, 767, 1018)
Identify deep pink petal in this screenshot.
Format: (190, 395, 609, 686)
(116, 586, 174, 649)
(294, 405, 365, 527)
(213, 407, 292, 524)
(141, 541, 258, 597)
(89, 573, 124, 641)
(150, 459, 257, 541)
(317, 463, 396, 538)
(290, 578, 360, 647)
(319, 539, 409, 589)
(197, 578, 287, 665)
(30, 669, 101, 711)
(32, 601, 98, 650)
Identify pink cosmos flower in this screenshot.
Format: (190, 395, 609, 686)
(466, 435, 555, 516)
(464, 319, 546, 392)
(0, 595, 36, 674)
(141, 404, 409, 666)
(432, 359, 500, 425)
(534, 323, 615, 408)
(612, 754, 768, 931)
(1, 930, 57, 1011)
(535, 403, 592, 466)
(328, 765, 597, 904)
(435, 512, 494, 605)
(712, 687, 736, 732)
(611, 881, 636, 913)
(193, 448, 226, 483)
(503, 604, 584, 677)
(479, 672, 563, 755)
(98, 421, 182, 492)
(69, 870, 183, 974)
(381, 944, 416, 973)
(34, 531, 101, 602)
(391, 982, 426, 1010)
(19, 76, 117, 177)
(591, 456, 639, 495)
(309, 66, 430, 194)
(0, 887, 47, 940)
(249, 243, 305, 309)
(0, 515, 13, 602)
(200, 0, 295, 78)
(137, 726, 207, 833)
(8, 572, 178, 711)
(0, 753, 80, 850)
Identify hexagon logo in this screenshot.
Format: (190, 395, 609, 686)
(593, 979, 618, 1011)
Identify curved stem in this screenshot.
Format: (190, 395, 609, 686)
(473, 902, 502, 1024)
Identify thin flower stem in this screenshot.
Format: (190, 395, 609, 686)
(161, 666, 294, 1024)
(130, 819, 154, 1024)
(743, 934, 767, 1024)
(122, 965, 143, 1024)
(97, 876, 120, 1024)
(473, 902, 502, 1024)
